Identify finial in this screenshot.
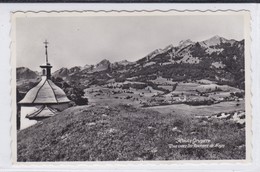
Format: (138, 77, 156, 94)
(43, 40, 49, 64)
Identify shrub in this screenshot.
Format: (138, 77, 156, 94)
(122, 84, 130, 89)
(74, 97, 89, 106)
(115, 76, 126, 82)
(185, 99, 214, 106)
(130, 83, 147, 89)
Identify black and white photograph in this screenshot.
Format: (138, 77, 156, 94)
(13, 11, 251, 162)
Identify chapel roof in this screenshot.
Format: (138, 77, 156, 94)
(26, 105, 58, 119)
(19, 76, 70, 105)
(19, 40, 70, 105)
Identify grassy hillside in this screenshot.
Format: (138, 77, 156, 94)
(17, 104, 245, 161)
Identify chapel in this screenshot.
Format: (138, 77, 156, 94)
(19, 40, 70, 130)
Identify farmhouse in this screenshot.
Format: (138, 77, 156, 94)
(19, 40, 70, 130)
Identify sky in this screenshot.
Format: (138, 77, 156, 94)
(16, 14, 245, 71)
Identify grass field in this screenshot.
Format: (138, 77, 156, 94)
(85, 79, 244, 107)
(145, 100, 245, 115)
(17, 104, 245, 161)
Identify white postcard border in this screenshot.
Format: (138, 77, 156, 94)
(0, 3, 258, 172)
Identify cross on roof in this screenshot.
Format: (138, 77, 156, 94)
(43, 40, 49, 47)
(43, 40, 49, 64)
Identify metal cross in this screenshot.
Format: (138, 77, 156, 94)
(43, 40, 49, 64)
(43, 40, 49, 47)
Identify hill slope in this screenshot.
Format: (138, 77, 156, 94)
(17, 104, 245, 161)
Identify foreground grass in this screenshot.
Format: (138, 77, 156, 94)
(17, 104, 245, 161)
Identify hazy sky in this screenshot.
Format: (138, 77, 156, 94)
(16, 14, 245, 71)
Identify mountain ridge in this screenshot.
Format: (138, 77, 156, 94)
(17, 36, 245, 89)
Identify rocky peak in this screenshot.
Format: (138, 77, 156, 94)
(57, 67, 69, 73)
(163, 44, 174, 51)
(93, 59, 111, 72)
(96, 59, 110, 67)
(16, 67, 39, 80)
(201, 35, 227, 47)
(179, 39, 194, 47)
(117, 60, 133, 66)
(69, 66, 81, 73)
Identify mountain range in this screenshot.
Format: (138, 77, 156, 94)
(16, 67, 39, 80)
(17, 35, 245, 89)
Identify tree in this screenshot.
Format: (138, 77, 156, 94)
(172, 83, 178, 91)
(90, 65, 94, 71)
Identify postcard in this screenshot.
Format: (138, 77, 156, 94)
(11, 10, 251, 164)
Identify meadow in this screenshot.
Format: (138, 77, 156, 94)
(17, 104, 245, 161)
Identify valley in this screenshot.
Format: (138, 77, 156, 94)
(84, 77, 244, 116)
(16, 35, 247, 161)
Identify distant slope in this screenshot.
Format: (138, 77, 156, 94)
(130, 36, 245, 89)
(16, 67, 39, 80)
(16, 67, 41, 93)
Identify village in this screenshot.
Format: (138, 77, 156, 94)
(84, 77, 244, 111)
(16, 39, 246, 161)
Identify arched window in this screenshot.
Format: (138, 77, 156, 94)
(42, 69, 46, 76)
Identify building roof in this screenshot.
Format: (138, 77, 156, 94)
(19, 76, 70, 105)
(26, 105, 58, 119)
